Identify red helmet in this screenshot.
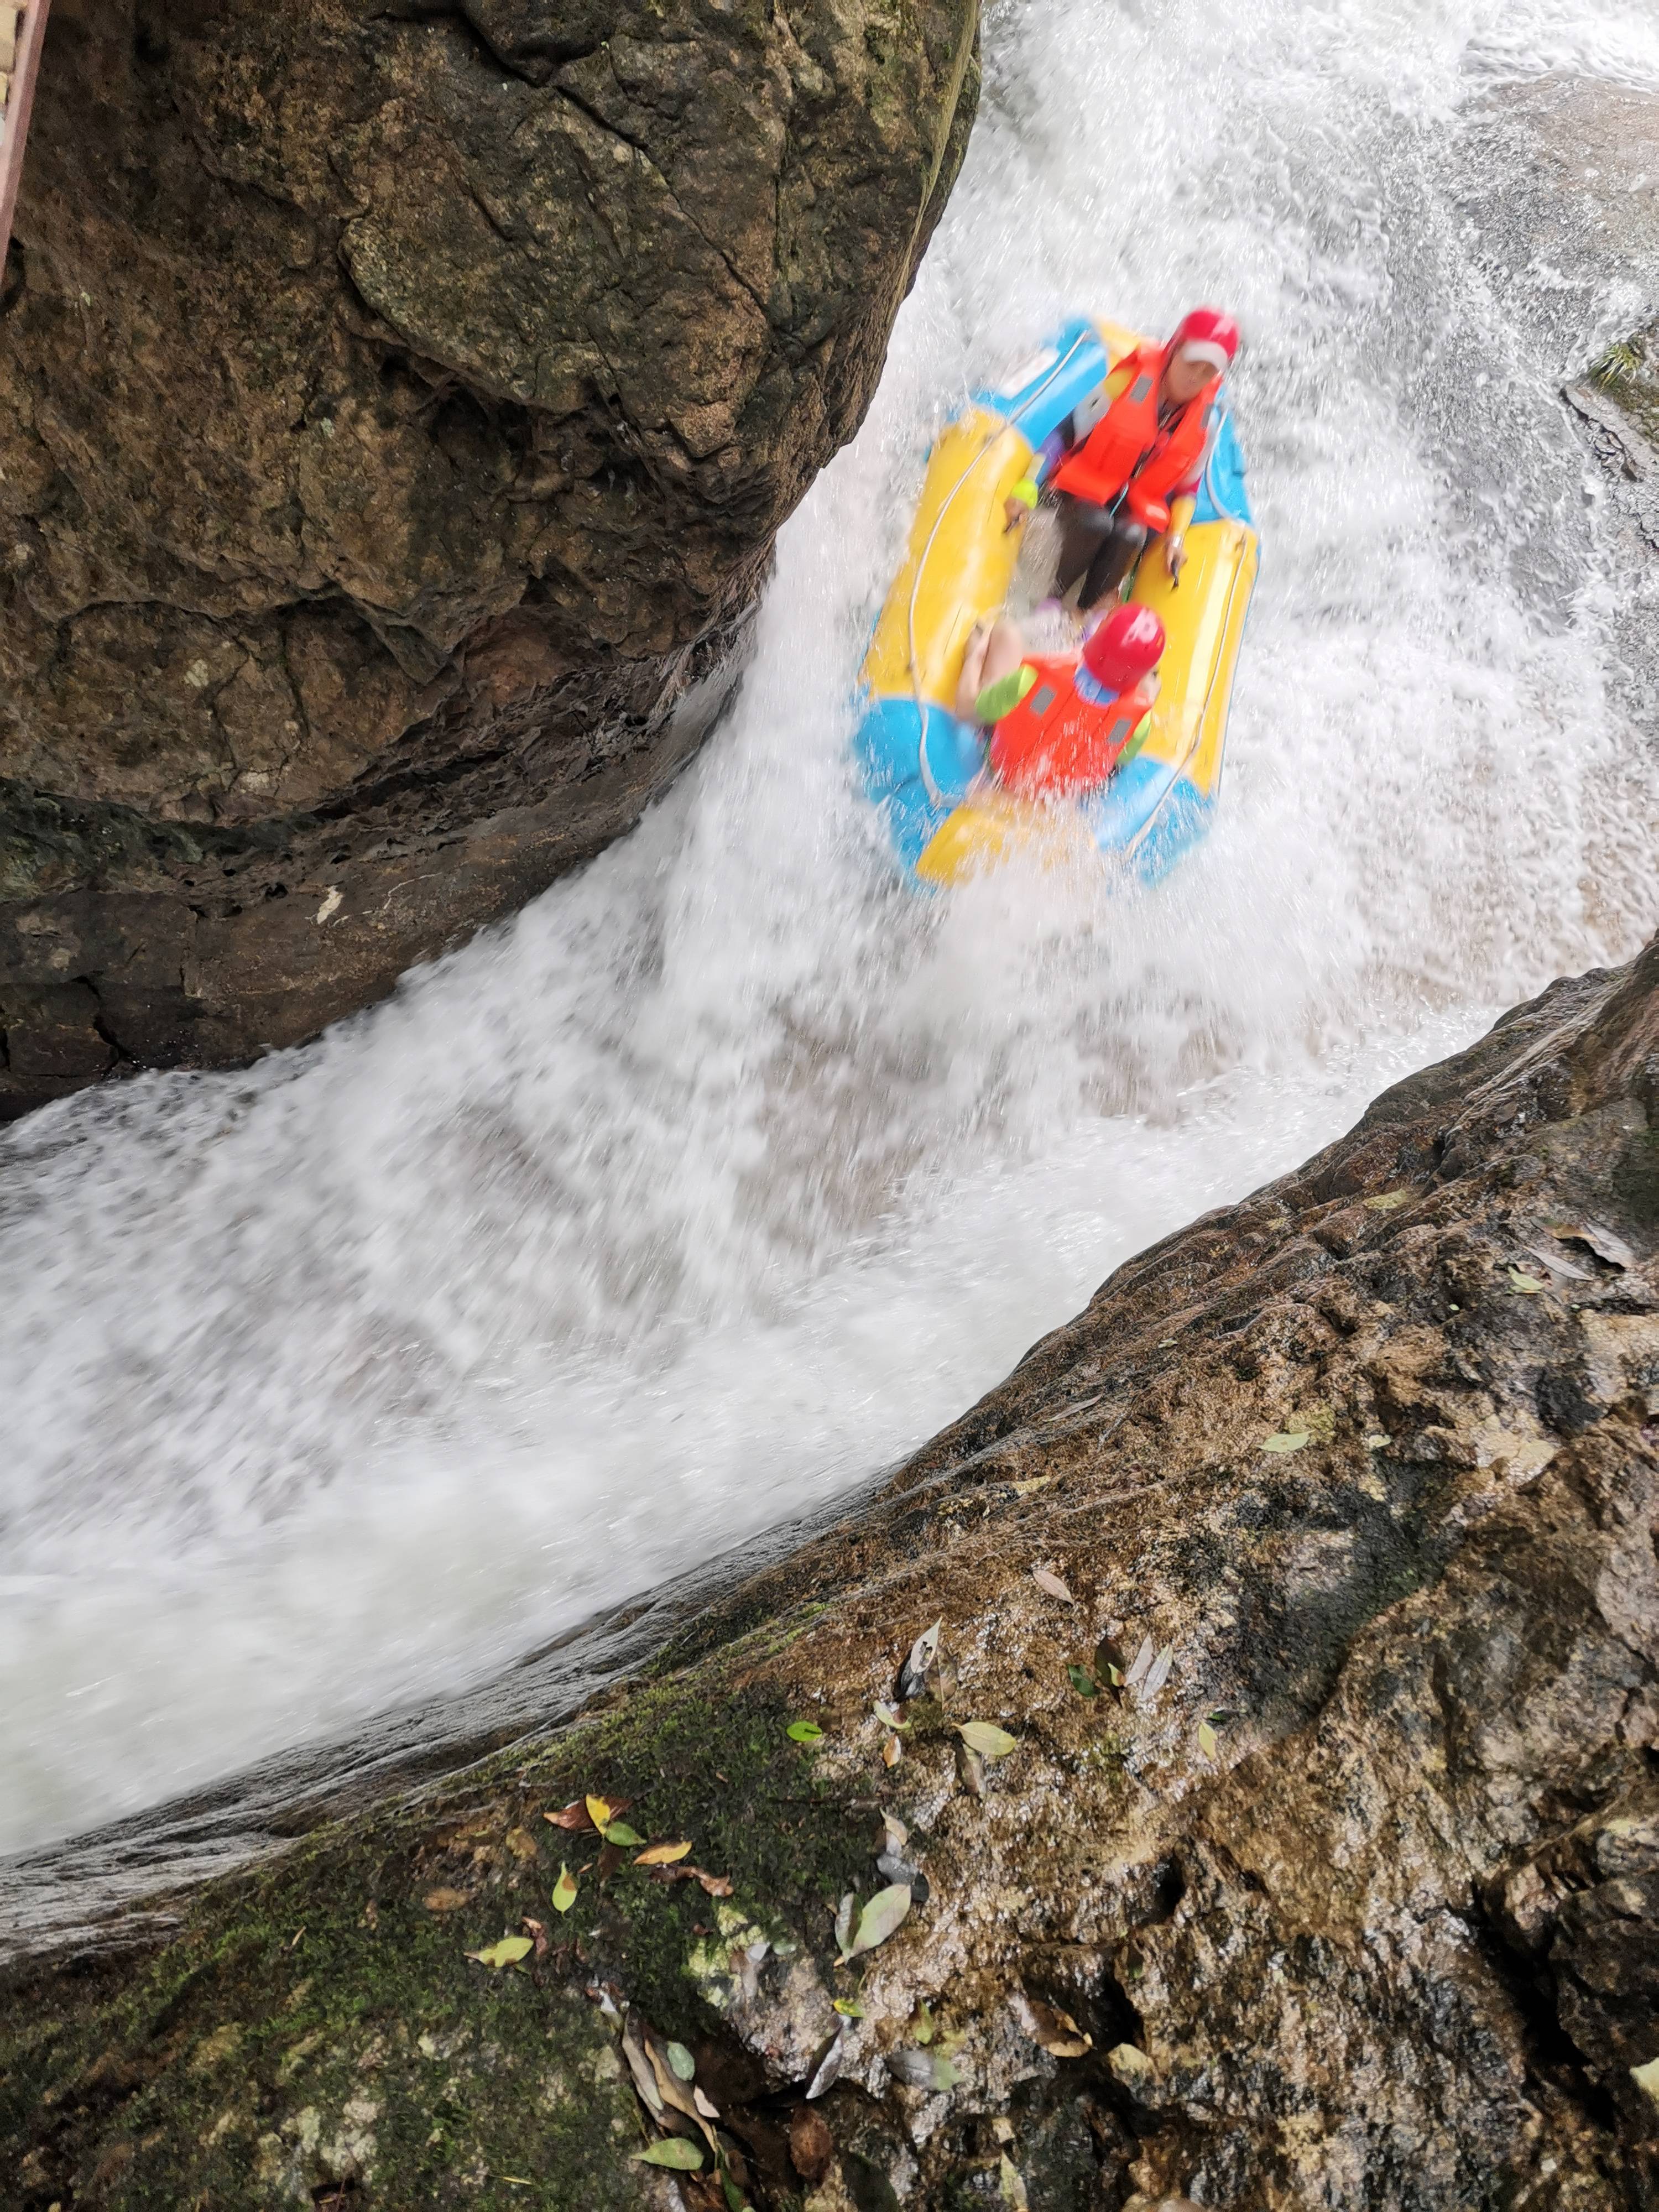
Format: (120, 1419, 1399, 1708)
(1167, 305, 1240, 375)
(1082, 603, 1165, 690)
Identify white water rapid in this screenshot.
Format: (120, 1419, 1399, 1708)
(4, 0, 1659, 1866)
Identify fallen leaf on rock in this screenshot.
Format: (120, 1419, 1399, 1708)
(873, 1701, 909, 1731)
(1124, 1636, 1155, 1689)
(787, 1719, 825, 1744)
(521, 1915, 549, 1959)
(958, 1745, 987, 1798)
(666, 2042, 696, 2081)
(1000, 2153, 1030, 2209)
(957, 1721, 1018, 1760)
(1094, 1634, 1128, 1688)
(1009, 1474, 1053, 1497)
(1551, 1219, 1634, 1270)
(1140, 1645, 1174, 1705)
(693, 2086, 719, 2120)
(693, 1868, 734, 1896)
(1529, 1241, 1592, 1282)
(504, 1826, 540, 1863)
(585, 1794, 615, 1830)
(621, 2012, 666, 2117)
(790, 2104, 835, 2185)
(843, 1882, 912, 1960)
(603, 1820, 644, 1848)
(806, 2031, 848, 2101)
(633, 1840, 692, 1867)
(1013, 1992, 1092, 2057)
(832, 1997, 865, 2018)
(878, 1814, 909, 1853)
(882, 1734, 902, 1767)
(1362, 1190, 1410, 1212)
(423, 1888, 470, 1913)
(1507, 1268, 1547, 1294)
(1261, 1430, 1311, 1453)
(897, 1619, 942, 1701)
(1066, 1663, 1099, 1699)
(634, 2140, 703, 2171)
(1032, 1567, 1073, 1603)
(545, 1800, 593, 1831)
(1197, 1720, 1220, 1761)
(464, 1934, 533, 1970)
(1364, 1433, 1389, 1449)
(597, 1844, 624, 1880)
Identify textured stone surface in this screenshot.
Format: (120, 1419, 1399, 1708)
(0, 0, 979, 1115)
(6, 931, 1659, 2206)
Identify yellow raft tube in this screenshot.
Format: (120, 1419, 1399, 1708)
(852, 316, 1259, 884)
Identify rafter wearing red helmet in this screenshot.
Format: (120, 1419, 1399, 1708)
(1005, 307, 1241, 610)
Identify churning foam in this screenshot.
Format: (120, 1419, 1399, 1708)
(3, 0, 1658, 1857)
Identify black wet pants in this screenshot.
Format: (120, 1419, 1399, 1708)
(1053, 497, 1149, 611)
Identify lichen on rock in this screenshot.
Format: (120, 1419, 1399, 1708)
(0, 0, 980, 1116)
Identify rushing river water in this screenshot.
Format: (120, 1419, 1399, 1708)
(4, 0, 1659, 1870)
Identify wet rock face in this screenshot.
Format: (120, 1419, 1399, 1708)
(6, 935, 1659, 2204)
(0, 0, 979, 1117)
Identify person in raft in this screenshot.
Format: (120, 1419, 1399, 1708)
(954, 602, 1167, 798)
(1004, 305, 1241, 609)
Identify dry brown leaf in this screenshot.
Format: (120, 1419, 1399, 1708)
(544, 1800, 594, 1832)
(1031, 1566, 1073, 1603)
(422, 1888, 470, 1913)
(520, 1915, 550, 1960)
(883, 1734, 903, 1767)
(1014, 1991, 1093, 2058)
(790, 2104, 834, 2184)
(693, 1867, 734, 1897)
(634, 1840, 693, 1866)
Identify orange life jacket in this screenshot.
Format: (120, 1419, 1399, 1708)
(989, 655, 1158, 796)
(1049, 345, 1218, 533)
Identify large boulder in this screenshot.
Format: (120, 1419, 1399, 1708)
(0, 0, 979, 1117)
(5, 930, 1659, 2204)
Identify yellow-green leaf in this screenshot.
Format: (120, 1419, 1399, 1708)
(603, 1820, 644, 1847)
(1261, 1430, 1310, 1454)
(634, 2138, 704, 2170)
(999, 2153, 1030, 2209)
(551, 1864, 578, 1914)
(1362, 1190, 1410, 1212)
(787, 1719, 825, 1744)
(957, 1721, 1018, 1760)
(1508, 1269, 1546, 1294)
(1364, 1433, 1389, 1449)
(665, 2041, 696, 2081)
(634, 1840, 692, 1866)
(1066, 1664, 1099, 1699)
(845, 1882, 912, 1959)
(833, 1997, 866, 2018)
(585, 1794, 614, 1831)
(465, 1934, 533, 1970)
(1197, 1720, 1219, 1761)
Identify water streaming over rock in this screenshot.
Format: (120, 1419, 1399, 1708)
(3, 0, 1658, 1859)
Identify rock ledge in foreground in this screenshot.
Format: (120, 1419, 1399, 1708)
(6, 934, 1659, 2209)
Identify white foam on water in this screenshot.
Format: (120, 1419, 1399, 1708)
(4, 0, 1659, 1855)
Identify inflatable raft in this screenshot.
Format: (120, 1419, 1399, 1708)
(853, 316, 1258, 885)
